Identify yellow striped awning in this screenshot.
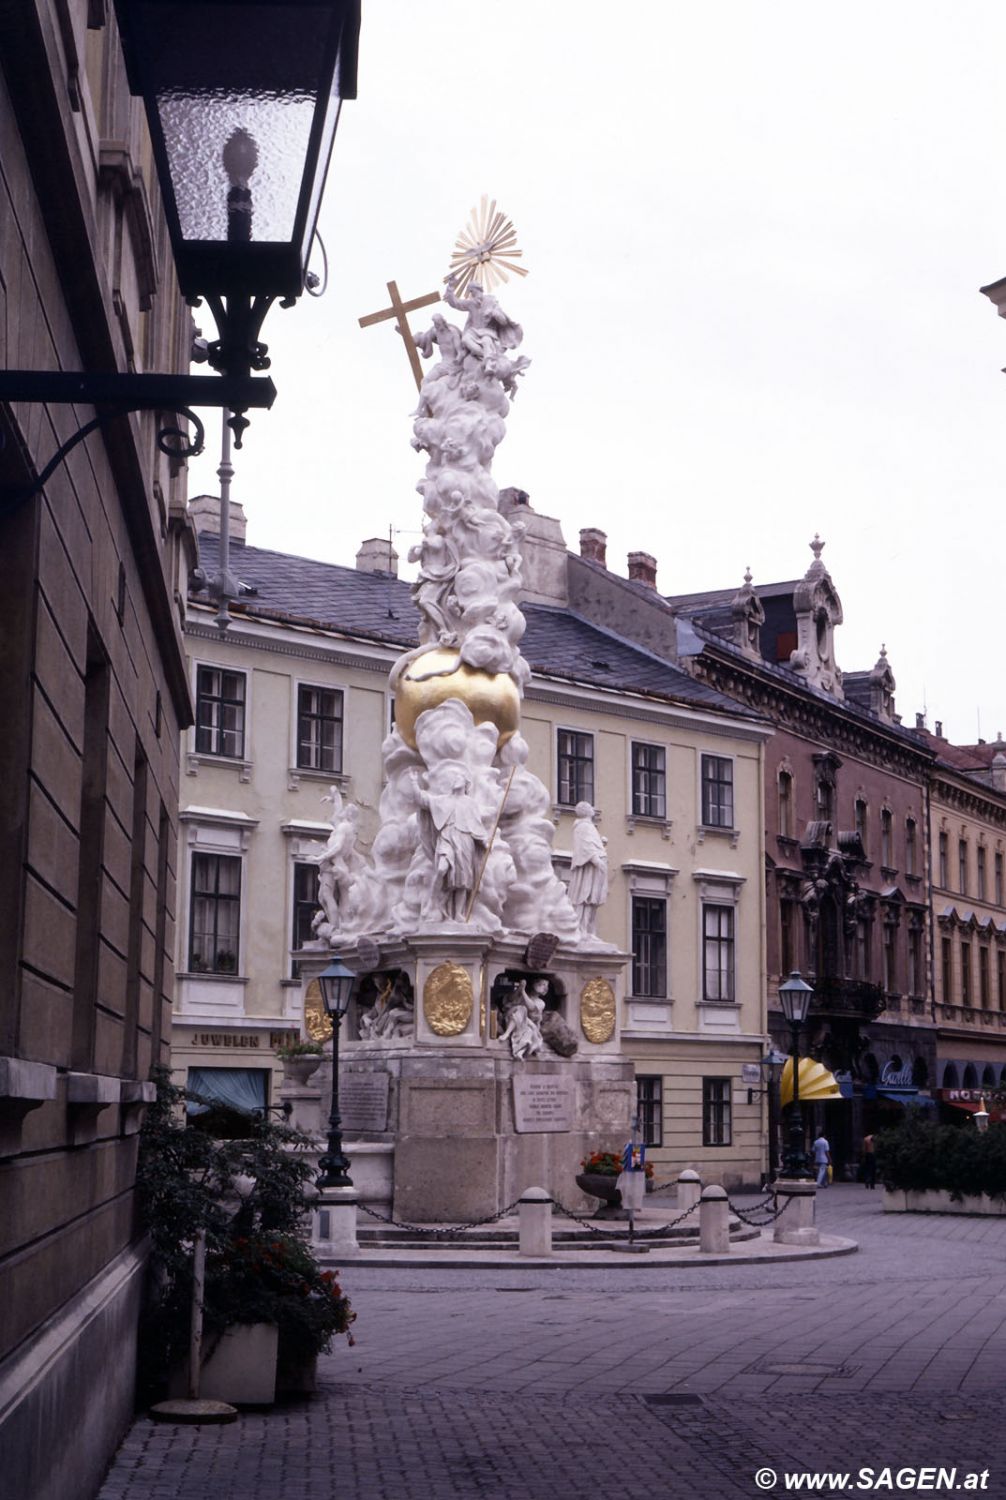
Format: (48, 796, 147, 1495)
(780, 1056, 842, 1107)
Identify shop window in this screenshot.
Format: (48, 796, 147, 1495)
(187, 1067, 268, 1137)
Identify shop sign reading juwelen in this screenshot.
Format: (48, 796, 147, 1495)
(186, 1031, 299, 1050)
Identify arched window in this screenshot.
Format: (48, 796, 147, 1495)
(963, 1063, 979, 1089)
(942, 1063, 959, 1089)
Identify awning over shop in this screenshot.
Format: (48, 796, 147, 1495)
(940, 1093, 1005, 1122)
(781, 1056, 842, 1107)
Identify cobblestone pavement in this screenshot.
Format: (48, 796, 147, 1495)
(98, 1189, 1006, 1499)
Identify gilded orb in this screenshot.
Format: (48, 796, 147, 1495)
(394, 649, 520, 750)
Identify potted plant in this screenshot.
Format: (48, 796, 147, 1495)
(576, 1150, 655, 1215)
(276, 1039, 325, 1084)
(136, 1068, 354, 1406)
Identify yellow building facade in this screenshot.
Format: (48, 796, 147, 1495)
(174, 500, 773, 1187)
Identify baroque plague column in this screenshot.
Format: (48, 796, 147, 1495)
(298, 279, 633, 1221)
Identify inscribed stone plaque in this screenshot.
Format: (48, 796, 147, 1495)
(512, 1074, 575, 1133)
(339, 1073, 390, 1132)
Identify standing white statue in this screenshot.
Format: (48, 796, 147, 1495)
(568, 802, 609, 940)
(312, 788, 363, 940)
(414, 763, 492, 923)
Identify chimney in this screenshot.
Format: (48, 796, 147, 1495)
(356, 537, 399, 576)
(915, 712, 926, 730)
(993, 752, 1006, 794)
(579, 528, 607, 567)
(188, 493, 247, 543)
(935, 720, 943, 739)
(627, 551, 657, 589)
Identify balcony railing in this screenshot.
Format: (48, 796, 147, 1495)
(810, 976, 887, 1021)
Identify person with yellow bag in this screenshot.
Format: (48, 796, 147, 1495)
(812, 1131, 832, 1188)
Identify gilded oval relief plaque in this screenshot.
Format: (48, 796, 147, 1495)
(423, 962, 474, 1037)
(303, 978, 333, 1044)
(580, 977, 616, 1044)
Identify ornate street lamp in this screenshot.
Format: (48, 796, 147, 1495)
(778, 970, 815, 1180)
(975, 1097, 990, 1133)
(0, 0, 359, 497)
(316, 956, 357, 1189)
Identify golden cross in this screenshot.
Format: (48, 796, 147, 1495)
(358, 280, 440, 391)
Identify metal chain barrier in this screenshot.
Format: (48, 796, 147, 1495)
(549, 1196, 702, 1240)
(355, 1184, 796, 1242)
(357, 1196, 527, 1240)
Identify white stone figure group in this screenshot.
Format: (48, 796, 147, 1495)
(305, 283, 614, 957)
(358, 973, 414, 1042)
(405, 276, 531, 690)
(499, 977, 545, 1060)
(568, 802, 609, 940)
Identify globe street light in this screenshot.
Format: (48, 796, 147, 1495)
(778, 970, 815, 1179)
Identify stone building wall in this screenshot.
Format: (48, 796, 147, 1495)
(0, 8, 192, 1498)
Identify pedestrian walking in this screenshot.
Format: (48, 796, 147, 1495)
(812, 1131, 831, 1188)
(862, 1132, 877, 1189)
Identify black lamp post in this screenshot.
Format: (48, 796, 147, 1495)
(778, 970, 815, 1180)
(316, 956, 356, 1190)
(0, 0, 360, 497)
(753, 1046, 788, 1183)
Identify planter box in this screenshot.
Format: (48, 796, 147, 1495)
(169, 1322, 279, 1405)
(884, 1188, 1006, 1217)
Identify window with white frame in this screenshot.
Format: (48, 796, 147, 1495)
(702, 1077, 732, 1146)
(631, 742, 666, 819)
(631, 895, 667, 997)
(195, 666, 246, 758)
(702, 904, 735, 1001)
(636, 1076, 663, 1147)
(291, 862, 321, 976)
(701, 755, 733, 828)
(296, 685, 344, 773)
(557, 729, 594, 806)
(189, 852, 241, 974)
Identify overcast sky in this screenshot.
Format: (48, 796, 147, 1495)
(187, 1, 1006, 745)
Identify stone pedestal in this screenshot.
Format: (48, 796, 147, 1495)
(699, 1184, 729, 1253)
(297, 934, 633, 1223)
(676, 1169, 702, 1216)
(519, 1187, 552, 1256)
(773, 1178, 819, 1245)
(277, 1075, 323, 1136)
(313, 1186, 360, 1255)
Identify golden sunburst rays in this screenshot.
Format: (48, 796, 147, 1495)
(447, 195, 529, 295)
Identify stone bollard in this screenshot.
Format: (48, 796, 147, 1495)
(699, 1184, 730, 1253)
(772, 1178, 819, 1246)
(519, 1187, 553, 1258)
(677, 1169, 702, 1218)
(314, 1184, 360, 1255)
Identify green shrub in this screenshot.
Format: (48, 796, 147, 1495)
(876, 1116, 1006, 1201)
